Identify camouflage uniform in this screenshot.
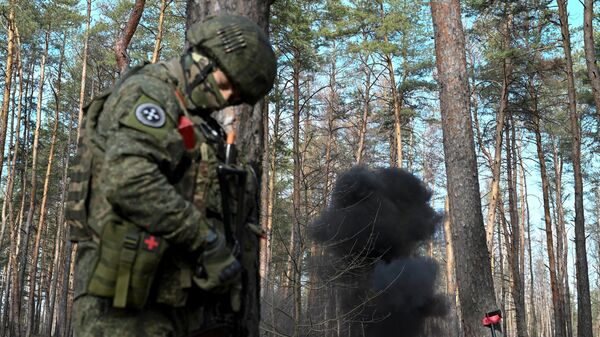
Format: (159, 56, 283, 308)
(71, 55, 245, 336)
(69, 15, 275, 337)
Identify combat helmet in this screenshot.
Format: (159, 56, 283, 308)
(187, 15, 277, 105)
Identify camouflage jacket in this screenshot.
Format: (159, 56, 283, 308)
(73, 59, 231, 308)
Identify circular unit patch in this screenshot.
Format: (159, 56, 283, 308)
(135, 103, 166, 128)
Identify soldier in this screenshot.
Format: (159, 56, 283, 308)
(67, 15, 276, 337)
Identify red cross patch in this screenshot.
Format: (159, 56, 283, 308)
(143, 235, 160, 251)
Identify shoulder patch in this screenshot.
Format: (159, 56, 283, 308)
(120, 95, 174, 141)
(135, 103, 166, 128)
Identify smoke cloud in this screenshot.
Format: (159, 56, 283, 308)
(310, 166, 447, 337)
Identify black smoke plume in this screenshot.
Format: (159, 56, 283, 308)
(310, 166, 447, 337)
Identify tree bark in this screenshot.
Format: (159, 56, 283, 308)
(430, 1, 498, 336)
(185, 3, 272, 336)
(556, 3, 594, 337)
(583, 0, 600, 120)
(0, 0, 16, 179)
(115, 0, 146, 73)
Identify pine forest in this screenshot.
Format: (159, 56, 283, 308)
(0, 0, 600, 336)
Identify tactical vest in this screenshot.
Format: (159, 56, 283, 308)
(66, 64, 258, 309)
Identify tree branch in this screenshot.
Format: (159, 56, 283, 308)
(114, 0, 146, 73)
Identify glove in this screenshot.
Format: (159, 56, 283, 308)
(229, 279, 242, 312)
(193, 232, 242, 292)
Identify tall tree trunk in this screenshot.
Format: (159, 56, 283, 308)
(443, 197, 459, 337)
(260, 84, 281, 295)
(62, 242, 77, 337)
(2, 62, 21, 262)
(37, 32, 65, 337)
(152, 0, 170, 63)
(34, 257, 43, 334)
(77, 0, 92, 142)
(1, 68, 18, 249)
(324, 52, 337, 204)
(259, 97, 271, 287)
(46, 219, 63, 337)
(55, 102, 78, 337)
(497, 198, 508, 334)
(430, 1, 498, 335)
(407, 117, 414, 172)
(378, 1, 403, 168)
(485, 11, 512, 254)
(185, 3, 272, 336)
(505, 116, 528, 337)
(1, 278, 10, 337)
(115, 0, 146, 73)
(551, 138, 573, 337)
(0, 0, 16, 179)
(515, 129, 525, 281)
(15, 60, 34, 336)
(25, 27, 50, 337)
(516, 131, 526, 314)
(323, 55, 338, 337)
(583, 0, 600, 120)
(52, 101, 76, 336)
(290, 56, 303, 336)
(355, 96, 369, 164)
(355, 52, 372, 165)
(532, 104, 566, 337)
(556, 3, 594, 337)
(521, 140, 537, 337)
(6, 29, 24, 337)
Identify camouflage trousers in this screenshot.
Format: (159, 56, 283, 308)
(73, 295, 179, 336)
(72, 294, 236, 337)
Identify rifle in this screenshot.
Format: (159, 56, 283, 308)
(217, 131, 247, 256)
